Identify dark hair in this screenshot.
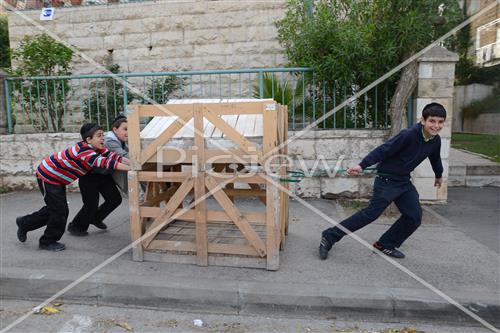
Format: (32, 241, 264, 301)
(80, 123, 102, 141)
(111, 115, 127, 130)
(422, 103, 446, 120)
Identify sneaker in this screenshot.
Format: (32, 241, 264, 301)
(39, 242, 66, 252)
(16, 217, 27, 243)
(67, 225, 88, 237)
(91, 221, 107, 230)
(319, 236, 334, 260)
(373, 241, 405, 259)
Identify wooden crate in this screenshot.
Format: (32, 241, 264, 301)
(127, 99, 289, 270)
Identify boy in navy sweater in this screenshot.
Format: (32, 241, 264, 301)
(319, 103, 446, 260)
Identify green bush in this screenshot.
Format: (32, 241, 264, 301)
(9, 33, 73, 131)
(0, 14, 10, 70)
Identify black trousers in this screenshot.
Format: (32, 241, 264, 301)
(323, 176, 422, 249)
(18, 178, 69, 246)
(69, 173, 122, 232)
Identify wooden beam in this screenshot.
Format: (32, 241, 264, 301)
(139, 207, 266, 225)
(127, 106, 142, 170)
(205, 176, 266, 257)
(138, 104, 194, 117)
(138, 171, 191, 182)
(142, 177, 194, 248)
(194, 103, 208, 266)
(208, 101, 267, 115)
(204, 106, 261, 157)
(266, 179, 280, 270)
(128, 171, 143, 261)
(140, 112, 193, 165)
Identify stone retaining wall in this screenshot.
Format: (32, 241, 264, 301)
(7, 1, 288, 73)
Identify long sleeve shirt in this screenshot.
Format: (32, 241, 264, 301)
(359, 123, 443, 178)
(36, 141, 122, 186)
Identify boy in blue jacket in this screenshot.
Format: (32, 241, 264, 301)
(319, 103, 446, 260)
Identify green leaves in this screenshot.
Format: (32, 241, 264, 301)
(276, 0, 463, 89)
(10, 33, 73, 77)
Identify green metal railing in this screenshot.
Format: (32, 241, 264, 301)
(5, 68, 398, 133)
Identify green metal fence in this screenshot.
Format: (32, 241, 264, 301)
(4, 68, 399, 133)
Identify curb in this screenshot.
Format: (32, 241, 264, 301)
(1, 267, 499, 325)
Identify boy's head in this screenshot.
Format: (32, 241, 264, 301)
(111, 115, 128, 143)
(80, 123, 104, 150)
(420, 103, 446, 137)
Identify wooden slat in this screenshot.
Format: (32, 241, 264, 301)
(150, 148, 259, 165)
(147, 241, 259, 257)
(205, 176, 266, 257)
(142, 178, 194, 248)
(209, 173, 267, 184)
(262, 102, 278, 156)
(138, 171, 191, 182)
(127, 106, 142, 170)
(194, 103, 208, 266)
(204, 106, 260, 156)
(128, 171, 143, 261)
(209, 101, 266, 115)
(139, 207, 266, 225)
(140, 112, 193, 165)
(266, 179, 280, 270)
(138, 104, 194, 117)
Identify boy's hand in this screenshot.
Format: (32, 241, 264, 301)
(347, 165, 363, 175)
(434, 178, 443, 188)
(121, 157, 130, 165)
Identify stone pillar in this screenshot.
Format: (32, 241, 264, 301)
(413, 46, 459, 203)
(0, 70, 7, 134)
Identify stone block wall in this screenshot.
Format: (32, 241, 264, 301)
(7, 1, 288, 73)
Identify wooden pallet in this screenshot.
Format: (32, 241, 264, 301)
(127, 99, 289, 270)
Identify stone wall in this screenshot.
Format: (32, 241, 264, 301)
(7, 0, 288, 73)
(463, 112, 500, 134)
(453, 84, 495, 132)
(0, 130, 389, 197)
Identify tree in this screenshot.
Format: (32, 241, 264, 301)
(0, 14, 10, 69)
(9, 33, 73, 131)
(276, 0, 462, 135)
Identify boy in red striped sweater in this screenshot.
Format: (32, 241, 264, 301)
(15, 123, 130, 251)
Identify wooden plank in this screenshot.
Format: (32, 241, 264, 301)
(262, 101, 278, 156)
(266, 178, 280, 270)
(204, 107, 260, 156)
(223, 187, 266, 197)
(139, 207, 266, 224)
(205, 176, 266, 257)
(140, 112, 193, 165)
(148, 238, 260, 257)
(138, 171, 191, 182)
(142, 178, 194, 248)
(209, 101, 266, 115)
(127, 106, 142, 170)
(151, 148, 259, 165)
(138, 104, 194, 117)
(147, 239, 196, 252)
(173, 118, 195, 138)
(209, 173, 267, 184)
(194, 103, 208, 266)
(249, 183, 267, 204)
(220, 115, 238, 138)
(128, 171, 143, 261)
(143, 251, 266, 269)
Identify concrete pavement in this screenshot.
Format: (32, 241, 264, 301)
(1, 190, 499, 328)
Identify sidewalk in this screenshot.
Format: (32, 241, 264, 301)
(1, 191, 499, 326)
(449, 148, 500, 187)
